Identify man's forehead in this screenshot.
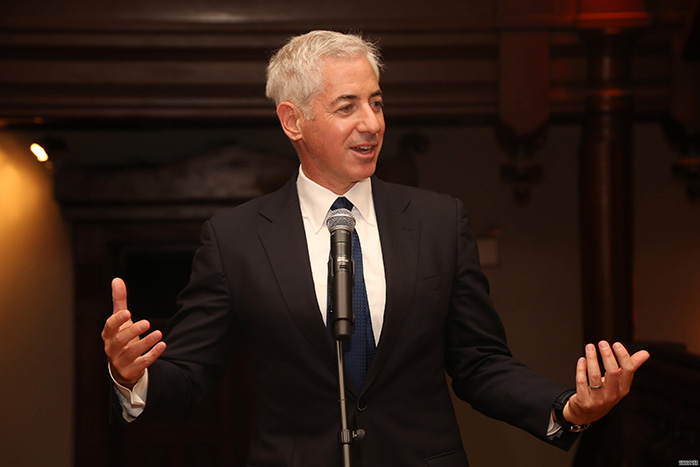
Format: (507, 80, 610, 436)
(319, 55, 377, 77)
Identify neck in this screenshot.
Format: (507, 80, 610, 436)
(299, 166, 359, 195)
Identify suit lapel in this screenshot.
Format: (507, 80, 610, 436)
(257, 177, 336, 373)
(362, 177, 420, 392)
(255, 176, 421, 393)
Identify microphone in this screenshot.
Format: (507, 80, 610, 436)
(326, 208, 355, 341)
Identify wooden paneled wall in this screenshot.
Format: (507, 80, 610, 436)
(0, 0, 692, 123)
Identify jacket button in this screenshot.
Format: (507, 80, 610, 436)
(357, 400, 367, 411)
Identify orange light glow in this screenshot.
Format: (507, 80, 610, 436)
(30, 143, 49, 162)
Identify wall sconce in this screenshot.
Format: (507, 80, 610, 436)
(29, 137, 67, 170)
(30, 143, 49, 162)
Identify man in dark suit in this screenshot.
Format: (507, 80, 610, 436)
(102, 30, 649, 466)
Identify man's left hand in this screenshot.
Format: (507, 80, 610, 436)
(563, 341, 650, 426)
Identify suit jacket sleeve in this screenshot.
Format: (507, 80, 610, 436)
(139, 219, 238, 423)
(445, 198, 578, 450)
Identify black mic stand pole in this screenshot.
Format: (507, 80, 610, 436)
(328, 220, 364, 467)
(335, 340, 353, 467)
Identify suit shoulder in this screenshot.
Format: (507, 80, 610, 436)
(373, 177, 459, 211)
(208, 178, 295, 229)
(208, 195, 263, 226)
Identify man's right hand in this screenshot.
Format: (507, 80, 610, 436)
(102, 278, 167, 389)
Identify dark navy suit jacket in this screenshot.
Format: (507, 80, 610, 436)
(141, 176, 577, 466)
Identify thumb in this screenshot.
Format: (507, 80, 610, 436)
(630, 350, 650, 370)
(112, 277, 129, 316)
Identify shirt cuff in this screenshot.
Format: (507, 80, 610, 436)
(108, 365, 149, 422)
(547, 410, 564, 438)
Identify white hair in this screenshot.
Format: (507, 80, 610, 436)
(265, 30, 383, 116)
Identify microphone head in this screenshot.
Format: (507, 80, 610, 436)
(326, 208, 355, 233)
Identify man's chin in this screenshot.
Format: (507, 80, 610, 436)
(354, 163, 378, 181)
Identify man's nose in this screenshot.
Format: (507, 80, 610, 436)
(357, 104, 383, 134)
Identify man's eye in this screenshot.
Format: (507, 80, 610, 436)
(338, 105, 354, 113)
(371, 101, 384, 110)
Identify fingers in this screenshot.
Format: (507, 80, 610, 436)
(575, 356, 588, 393)
(104, 278, 131, 342)
(611, 343, 650, 390)
(112, 277, 128, 315)
(137, 338, 167, 370)
(105, 277, 167, 388)
(599, 341, 619, 372)
(110, 319, 151, 351)
(117, 329, 164, 366)
(583, 341, 650, 394)
(598, 340, 622, 388)
(565, 356, 599, 425)
(102, 312, 158, 375)
(602, 342, 649, 372)
(102, 309, 130, 340)
(569, 341, 649, 425)
(103, 317, 140, 360)
(585, 343, 603, 387)
(108, 326, 166, 388)
(110, 337, 167, 388)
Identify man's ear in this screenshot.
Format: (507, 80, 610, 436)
(277, 102, 304, 142)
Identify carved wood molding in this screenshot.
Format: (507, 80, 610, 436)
(55, 142, 298, 221)
(0, 0, 693, 124)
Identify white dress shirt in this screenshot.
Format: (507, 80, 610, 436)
(296, 167, 386, 345)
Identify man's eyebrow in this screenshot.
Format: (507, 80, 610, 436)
(330, 94, 359, 107)
(330, 90, 383, 107)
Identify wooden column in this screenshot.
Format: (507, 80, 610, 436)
(667, 12, 700, 203)
(497, 31, 550, 204)
(577, 20, 645, 344)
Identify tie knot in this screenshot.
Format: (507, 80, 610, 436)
(331, 197, 353, 211)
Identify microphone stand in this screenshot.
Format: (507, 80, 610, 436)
(333, 331, 366, 466)
(327, 212, 365, 467)
(335, 340, 354, 467)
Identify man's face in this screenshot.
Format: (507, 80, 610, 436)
(295, 56, 385, 194)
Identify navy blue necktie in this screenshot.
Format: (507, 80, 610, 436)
(328, 197, 376, 389)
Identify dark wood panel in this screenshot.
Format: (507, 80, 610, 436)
(0, 1, 693, 123)
(0, 0, 497, 29)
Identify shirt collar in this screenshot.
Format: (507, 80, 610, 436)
(296, 166, 375, 234)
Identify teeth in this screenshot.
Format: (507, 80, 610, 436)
(354, 146, 372, 153)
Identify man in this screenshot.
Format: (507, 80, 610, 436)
(102, 30, 649, 466)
